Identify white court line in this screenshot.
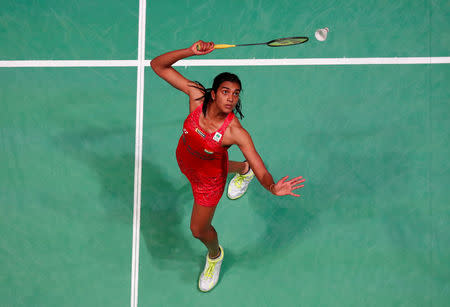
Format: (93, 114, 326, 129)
(131, 0, 146, 307)
(0, 60, 138, 67)
(0, 57, 449, 67)
(173, 57, 450, 66)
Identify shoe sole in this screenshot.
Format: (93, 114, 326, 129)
(227, 192, 244, 200)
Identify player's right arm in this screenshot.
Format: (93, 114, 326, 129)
(150, 41, 214, 111)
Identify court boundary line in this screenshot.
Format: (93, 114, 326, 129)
(2, 53, 448, 307)
(0, 57, 449, 67)
(173, 57, 450, 66)
(131, 1, 146, 307)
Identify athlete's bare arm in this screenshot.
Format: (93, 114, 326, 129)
(150, 41, 214, 113)
(226, 121, 305, 197)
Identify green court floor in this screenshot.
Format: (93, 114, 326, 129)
(1, 1, 449, 306)
(0, 68, 136, 306)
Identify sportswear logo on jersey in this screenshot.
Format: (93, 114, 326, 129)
(204, 149, 213, 154)
(196, 128, 206, 138)
(213, 132, 222, 142)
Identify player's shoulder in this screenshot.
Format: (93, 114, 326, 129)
(228, 115, 243, 131)
(226, 116, 250, 144)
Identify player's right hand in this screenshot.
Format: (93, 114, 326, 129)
(191, 40, 214, 55)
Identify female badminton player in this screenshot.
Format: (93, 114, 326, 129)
(150, 40, 305, 292)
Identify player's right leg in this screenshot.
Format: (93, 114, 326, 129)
(227, 160, 254, 199)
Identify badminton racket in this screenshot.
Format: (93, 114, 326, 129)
(198, 36, 309, 50)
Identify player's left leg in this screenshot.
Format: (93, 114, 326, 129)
(190, 202, 224, 292)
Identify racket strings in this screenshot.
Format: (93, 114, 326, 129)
(267, 37, 308, 47)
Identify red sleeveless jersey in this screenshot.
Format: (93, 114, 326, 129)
(176, 104, 235, 207)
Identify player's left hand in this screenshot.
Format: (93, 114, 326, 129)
(271, 176, 305, 197)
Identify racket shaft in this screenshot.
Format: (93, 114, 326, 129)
(235, 43, 267, 47)
(214, 44, 236, 49)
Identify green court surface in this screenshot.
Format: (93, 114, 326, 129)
(1, 1, 449, 307)
(0, 68, 136, 306)
(0, 1, 138, 60)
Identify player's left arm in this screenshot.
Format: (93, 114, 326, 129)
(230, 126, 305, 197)
(233, 126, 274, 192)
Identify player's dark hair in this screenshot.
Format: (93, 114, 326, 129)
(189, 72, 244, 119)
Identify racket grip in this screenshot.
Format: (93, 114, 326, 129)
(214, 44, 236, 49)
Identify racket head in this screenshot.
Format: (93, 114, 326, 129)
(266, 36, 309, 47)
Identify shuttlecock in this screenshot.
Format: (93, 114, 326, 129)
(315, 27, 329, 41)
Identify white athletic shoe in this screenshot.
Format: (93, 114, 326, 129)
(198, 246, 224, 292)
(227, 169, 255, 200)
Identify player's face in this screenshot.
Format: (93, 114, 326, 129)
(212, 81, 241, 113)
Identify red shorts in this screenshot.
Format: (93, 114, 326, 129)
(176, 136, 228, 207)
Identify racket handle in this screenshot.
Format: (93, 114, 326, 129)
(214, 44, 236, 49)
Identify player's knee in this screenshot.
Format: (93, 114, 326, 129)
(190, 225, 205, 239)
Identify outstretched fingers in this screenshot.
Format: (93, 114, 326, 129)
(287, 176, 305, 196)
(279, 175, 290, 183)
(274, 175, 306, 197)
(288, 176, 305, 187)
(289, 176, 305, 183)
